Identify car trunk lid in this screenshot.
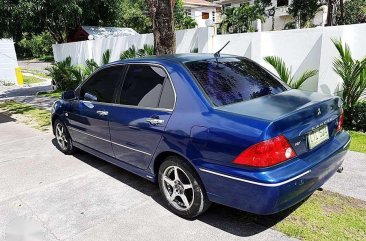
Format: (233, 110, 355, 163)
(217, 89, 342, 156)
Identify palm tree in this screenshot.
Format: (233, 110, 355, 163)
(264, 56, 318, 89)
(101, 49, 111, 65)
(332, 38, 366, 111)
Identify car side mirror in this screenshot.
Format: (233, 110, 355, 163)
(62, 90, 76, 100)
(84, 92, 97, 102)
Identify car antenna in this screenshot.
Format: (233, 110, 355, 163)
(214, 41, 230, 59)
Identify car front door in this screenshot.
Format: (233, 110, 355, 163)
(67, 65, 125, 157)
(108, 64, 176, 169)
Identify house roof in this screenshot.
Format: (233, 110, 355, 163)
(183, 0, 221, 7)
(214, 0, 248, 5)
(82, 26, 138, 39)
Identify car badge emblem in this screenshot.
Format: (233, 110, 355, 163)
(317, 108, 321, 116)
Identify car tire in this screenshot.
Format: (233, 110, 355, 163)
(158, 156, 211, 218)
(54, 119, 74, 155)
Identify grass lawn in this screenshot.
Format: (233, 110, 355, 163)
(272, 190, 366, 241)
(0, 101, 50, 131)
(38, 90, 62, 99)
(22, 69, 49, 79)
(349, 131, 366, 154)
(23, 75, 45, 85)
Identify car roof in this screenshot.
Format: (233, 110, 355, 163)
(106, 53, 238, 66)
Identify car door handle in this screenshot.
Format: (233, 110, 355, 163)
(146, 118, 164, 125)
(96, 110, 109, 116)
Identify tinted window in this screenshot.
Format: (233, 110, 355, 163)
(80, 66, 123, 103)
(119, 65, 166, 108)
(185, 58, 287, 106)
(159, 78, 175, 109)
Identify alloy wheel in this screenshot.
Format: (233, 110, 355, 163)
(162, 166, 194, 211)
(55, 122, 69, 151)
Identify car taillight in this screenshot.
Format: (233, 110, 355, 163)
(233, 135, 296, 167)
(336, 108, 344, 132)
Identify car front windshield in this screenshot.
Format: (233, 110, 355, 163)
(185, 57, 288, 106)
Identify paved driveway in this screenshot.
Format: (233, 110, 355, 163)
(0, 115, 295, 241)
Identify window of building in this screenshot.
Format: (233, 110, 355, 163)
(184, 8, 191, 17)
(202, 12, 209, 19)
(277, 0, 288, 7)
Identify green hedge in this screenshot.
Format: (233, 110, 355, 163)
(345, 101, 366, 132)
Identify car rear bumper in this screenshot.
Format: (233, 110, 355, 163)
(196, 131, 351, 215)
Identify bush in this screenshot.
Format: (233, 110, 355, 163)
(345, 101, 366, 132)
(18, 32, 54, 59)
(47, 49, 113, 91)
(120, 45, 154, 60)
(47, 57, 81, 91)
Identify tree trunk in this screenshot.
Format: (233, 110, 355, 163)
(146, 0, 176, 55)
(339, 0, 344, 25)
(326, 0, 333, 26)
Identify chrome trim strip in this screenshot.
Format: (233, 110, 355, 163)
(69, 127, 151, 156)
(199, 168, 311, 187)
(344, 137, 351, 149)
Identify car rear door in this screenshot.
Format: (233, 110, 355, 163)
(108, 64, 176, 169)
(67, 65, 125, 157)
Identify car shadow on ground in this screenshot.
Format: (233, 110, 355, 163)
(0, 84, 53, 98)
(52, 138, 302, 237)
(0, 112, 16, 124)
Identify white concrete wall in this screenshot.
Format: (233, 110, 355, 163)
(53, 24, 366, 96)
(0, 39, 18, 84)
(53, 28, 212, 66)
(214, 23, 366, 95)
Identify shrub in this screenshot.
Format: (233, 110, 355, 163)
(47, 57, 81, 91)
(332, 39, 366, 126)
(345, 101, 366, 132)
(120, 45, 154, 60)
(18, 32, 54, 58)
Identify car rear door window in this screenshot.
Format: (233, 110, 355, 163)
(119, 65, 167, 108)
(185, 58, 287, 106)
(158, 77, 175, 109)
(80, 66, 123, 103)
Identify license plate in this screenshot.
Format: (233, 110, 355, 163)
(308, 125, 329, 149)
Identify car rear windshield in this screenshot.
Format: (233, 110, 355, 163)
(185, 57, 288, 106)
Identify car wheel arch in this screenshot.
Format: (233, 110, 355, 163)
(51, 114, 60, 135)
(152, 151, 201, 182)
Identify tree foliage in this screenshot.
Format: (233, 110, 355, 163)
(174, 0, 197, 30)
(288, 0, 322, 28)
(117, 0, 152, 33)
(338, 0, 366, 25)
(220, 0, 271, 34)
(0, 0, 127, 43)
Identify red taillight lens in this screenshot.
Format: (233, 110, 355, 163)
(233, 135, 296, 167)
(336, 108, 344, 132)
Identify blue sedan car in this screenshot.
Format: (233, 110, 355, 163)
(52, 54, 350, 218)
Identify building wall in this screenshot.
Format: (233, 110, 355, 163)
(0, 39, 18, 85)
(185, 6, 219, 27)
